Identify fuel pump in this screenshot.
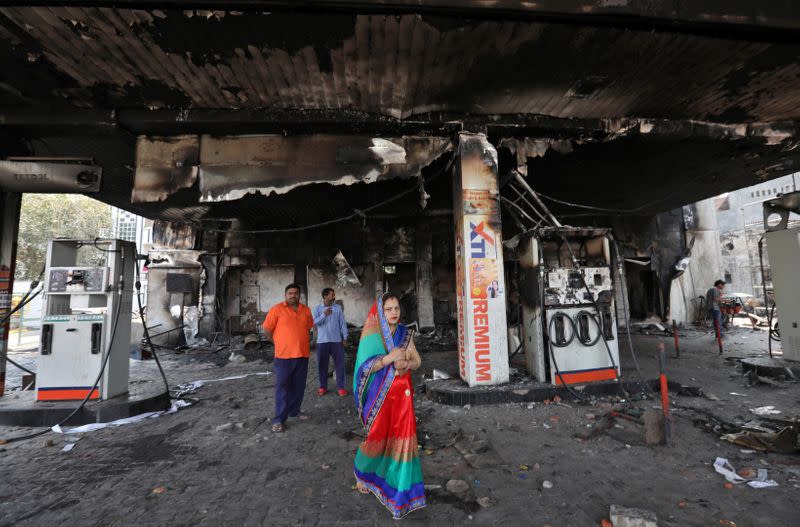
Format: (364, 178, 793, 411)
(519, 227, 621, 385)
(36, 239, 134, 401)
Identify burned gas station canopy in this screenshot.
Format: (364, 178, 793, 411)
(0, 1, 800, 221)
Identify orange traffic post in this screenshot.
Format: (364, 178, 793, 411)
(658, 343, 672, 446)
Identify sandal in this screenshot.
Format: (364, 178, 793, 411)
(296, 412, 311, 421)
(271, 423, 286, 433)
(356, 481, 370, 494)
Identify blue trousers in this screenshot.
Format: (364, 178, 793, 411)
(272, 358, 309, 425)
(317, 342, 346, 390)
(710, 309, 724, 335)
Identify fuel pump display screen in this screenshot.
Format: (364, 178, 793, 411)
(48, 269, 68, 292)
(48, 267, 106, 293)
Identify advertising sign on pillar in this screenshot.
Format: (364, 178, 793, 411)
(453, 133, 509, 387)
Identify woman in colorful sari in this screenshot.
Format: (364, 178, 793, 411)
(353, 293, 425, 519)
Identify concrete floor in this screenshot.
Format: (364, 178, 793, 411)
(0, 326, 797, 526)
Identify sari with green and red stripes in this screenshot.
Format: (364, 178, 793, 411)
(353, 297, 425, 519)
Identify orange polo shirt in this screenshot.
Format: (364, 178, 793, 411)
(263, 302, 314, 359)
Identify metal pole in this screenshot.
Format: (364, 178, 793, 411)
(16, 300, 22, 347)
(513, 173, 562, 227)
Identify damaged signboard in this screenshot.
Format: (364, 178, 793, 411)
(0, 160, 101, 193)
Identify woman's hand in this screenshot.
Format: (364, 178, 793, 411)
(386, 347, 406, 363)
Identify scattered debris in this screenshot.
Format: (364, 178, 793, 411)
(751, 406, 781, 416)
(432, 369, 451, 380)
(574, 415, 614, 440)
(609, 504, 657, 527)
(151, 486, 166, 495)
(43, 439, 54, 447)
(243, 334, 261, 352)
(721, 426, 798, 454)
(737, 467, 757, 479)
(174, 372, 272, 397)
(445, 479, 475, 502)
(60, 443, 75, 453)
(453, 433, 502, 468)
(228, 352, 247, 363)
(215, 423, 234, 433)
(740, 357, 798, 380)
(541, 480, 554, 489)
(476, 496, 493, 508)
(52, 400, 192, 435)
(713, 457, 779, 488)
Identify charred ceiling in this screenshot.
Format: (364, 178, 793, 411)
(1, 4, 800, 230)
(1, 7, 800, 123)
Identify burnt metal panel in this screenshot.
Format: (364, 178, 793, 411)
(153, 220, 197, 250)
(133, 135, 199, 203)
(763, 190, 800, 232)
(197, 134, 451, 202)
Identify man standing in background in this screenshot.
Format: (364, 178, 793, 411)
(263, 283, 314, 433)
(706, 279, 726, 339)
(313, 288, 349, 397)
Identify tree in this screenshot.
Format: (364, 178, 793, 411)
(15, 194, 113, 280)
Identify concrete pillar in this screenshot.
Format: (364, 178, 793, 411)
(197, 223, 223, 338)
(680, 198, 723, 323)
(453, 132, 509, 386)
(415, 221, 435, 331)
(0, 191, 21, 397)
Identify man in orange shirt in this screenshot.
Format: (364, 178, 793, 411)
(263, 283, 314, 433)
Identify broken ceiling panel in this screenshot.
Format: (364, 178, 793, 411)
(198, 135, 452, 202)
(133, 135, 199, 202)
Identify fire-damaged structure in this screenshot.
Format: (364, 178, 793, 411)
(518, 228, 621, 386)
(2, 3, 800, 390)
